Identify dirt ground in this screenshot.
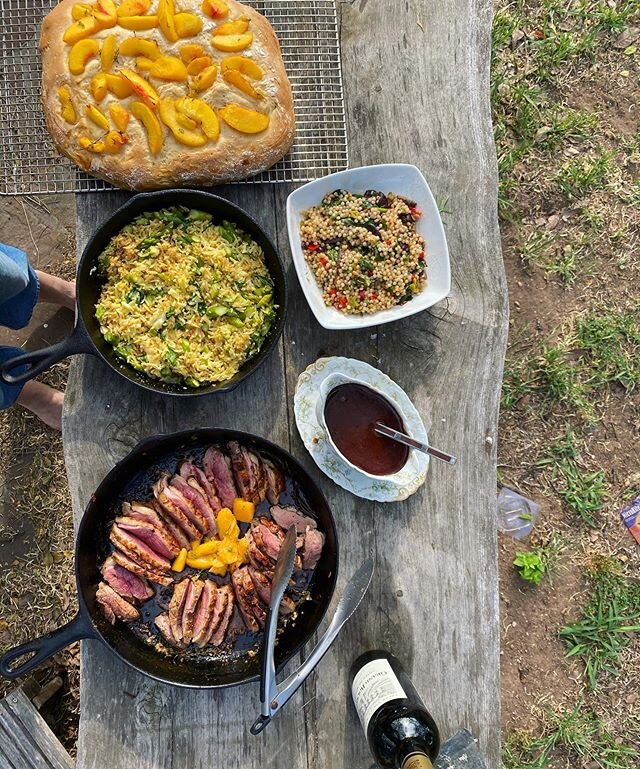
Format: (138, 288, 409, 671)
(1, 2, 639, 765)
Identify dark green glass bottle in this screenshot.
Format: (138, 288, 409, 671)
(350, 650, 440, 769)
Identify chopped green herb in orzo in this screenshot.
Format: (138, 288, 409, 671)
(95, 206, 276, 387)
(300, 189, 426, 314)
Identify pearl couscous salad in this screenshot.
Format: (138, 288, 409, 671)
(300, 189, 426, 315)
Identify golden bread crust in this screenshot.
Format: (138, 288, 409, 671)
(40, 0, 295, 190)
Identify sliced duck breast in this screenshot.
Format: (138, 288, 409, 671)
(203, 447, 237, 509)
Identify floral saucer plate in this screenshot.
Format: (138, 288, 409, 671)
(294, 357, 428, 502)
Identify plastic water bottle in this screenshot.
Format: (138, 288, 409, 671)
(497, 486, 539, 540)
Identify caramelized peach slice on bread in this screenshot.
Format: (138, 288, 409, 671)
(213, 17, 250, 36)
(159, 99, 207, 146)
(190, 63, 218, 92)
(223, 69, 262, 99)
(118, 14, 158, 30)
(221, 55, 264, 80)
(174, 12, 203, 38)
(100, 34, 118, 71)
(117, 0, 151, 16)
(109, 103, 130, 131)
(130, 101, 163, 154)
(149, 56, 188, 82)
(211, 33, 253, 52)
(176, 97, 220, 141)
(68, 38, 100, 75)
(58, 86, 77, 124)
(120, 68, 160, 107)
(201, 0, 229, 19)
(179, 43, 205, 63)
(218, 103, 269, 134)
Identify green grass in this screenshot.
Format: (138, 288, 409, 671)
(503, 701, 640, 769)
(537, 433, 607, 526)
(537, 106, 599, 149)
(554, 149, 612, 199)
(518, 237, 584, 286)
(575, 309, 640, 390)
(491, 0, 638, 220)
(501, 308, 640, 415)
(560, 557, 640, 689)
(514, 532, 566, 586)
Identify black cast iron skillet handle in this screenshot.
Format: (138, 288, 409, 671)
(1, 324, 94, 385)
(0, 611, 96, 679)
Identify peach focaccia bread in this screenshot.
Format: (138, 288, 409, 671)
(40, 0, 295, 189)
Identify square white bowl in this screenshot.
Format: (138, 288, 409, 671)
(286, 164, 451, 330)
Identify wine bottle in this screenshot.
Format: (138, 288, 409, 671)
(350, 650, 440, 769)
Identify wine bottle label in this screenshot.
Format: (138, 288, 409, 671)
(402, 753, 434, 769)
(351, 658, 407, 731)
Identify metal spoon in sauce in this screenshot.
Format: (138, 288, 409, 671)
(374, 422, 457, 466)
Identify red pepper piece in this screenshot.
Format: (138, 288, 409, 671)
(306, 242, 320, 252)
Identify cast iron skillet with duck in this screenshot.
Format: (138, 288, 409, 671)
(0, 189, 287, 396)
(0, 428, 338, 688)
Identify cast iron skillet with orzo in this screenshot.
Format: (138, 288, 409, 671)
(0, 190, 287, 397)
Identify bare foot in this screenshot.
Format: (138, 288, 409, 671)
(16, 381, 64, 431)
(35, 270, 76, 312)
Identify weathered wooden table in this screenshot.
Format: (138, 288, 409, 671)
(63, 1, 508, 767)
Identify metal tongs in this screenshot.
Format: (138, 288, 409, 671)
(251, 527, 374, 734)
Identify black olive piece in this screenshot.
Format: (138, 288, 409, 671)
(359, 221, 379, 236)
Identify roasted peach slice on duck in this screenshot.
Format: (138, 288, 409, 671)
(218, 103, 269, 134)
(220, 55, 264, 80)
(159, 99, 207, 146)
(149, 56, 188, 82)
(201, 0, 229, 19)
(130, 101, 163, 154)
(117, 14, 158, 30)
(68, 38, 100, 75)
(223, 69, 261, 99)
(119, 68, 159, 107)
(58, 86, 77, 124)
(211, 33, 253, 52)
(176, 97, 220, 141)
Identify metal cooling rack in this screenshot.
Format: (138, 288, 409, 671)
(0, 0, 348, 194)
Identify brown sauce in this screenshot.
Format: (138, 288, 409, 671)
(324, 383, 409, 476)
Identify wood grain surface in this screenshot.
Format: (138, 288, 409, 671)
(63, 1, 507, 767)
(0, 687, 74, 769)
